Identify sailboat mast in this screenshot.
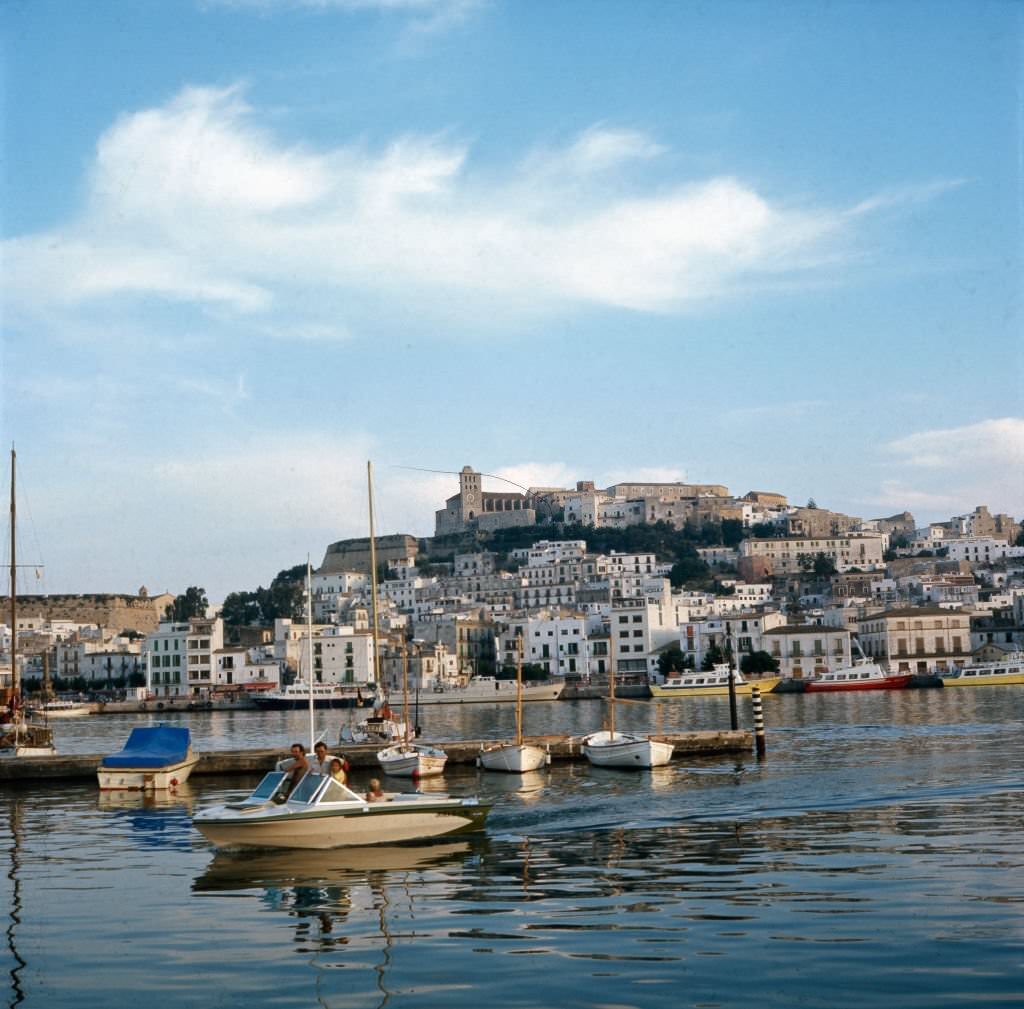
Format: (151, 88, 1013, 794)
(608, 622, 616, 740)
(401, 643, 410, 747)
(306, 558, 315, 752)
(367, 462, 382, 693)
(9, 448, 17, 701)
(515, 634, 524, 746)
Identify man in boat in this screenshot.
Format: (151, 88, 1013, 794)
(310, 740, 337, 774)
(275, 742, 311, 797)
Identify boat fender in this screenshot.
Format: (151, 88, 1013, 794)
(475, 756, 481, 768)
(156, 702, 164, 710)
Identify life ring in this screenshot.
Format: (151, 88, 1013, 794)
(156, 702, 165, 710)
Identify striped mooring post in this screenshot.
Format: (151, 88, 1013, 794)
(750, 686, 766, 757)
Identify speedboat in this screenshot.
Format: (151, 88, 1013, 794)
(804, 660, 912, 692)
(192, 770, 489, 850)
(581, 730, 674, 769)
(941, 652, 1024, 687)
(650, 664, 780, 698)
(97, 725, 199, 790)
(376, 743, 448, 779)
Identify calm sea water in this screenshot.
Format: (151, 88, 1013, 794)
(2, 689, 1022, 1008)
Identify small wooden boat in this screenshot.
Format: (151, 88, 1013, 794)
(941, 652, 1024, 687)
(479, 635, 549, 773)
(582, 646, 674, 769)
(98, 725, 199, 790)
(804, 660, 912, 693)
(581, 729, 674, 768)
(650, 664, 780, 698)
(192, 770, 489, 850)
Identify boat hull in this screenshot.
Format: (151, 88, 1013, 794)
(377, 745, 448, 778)
(581, 731, 674, 769)
(478, 743, 548, 773)
(97, 756, 199, 791)
(649, 676, 781, 698)
(805, 674, 912, 693)
(193, 798, 489, 850)
(941, 657, 1024, 687)
(413, 681, 564, 705)
(252, 694, 375, 710)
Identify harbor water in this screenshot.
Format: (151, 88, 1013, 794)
(2, 689, 1022, 1008)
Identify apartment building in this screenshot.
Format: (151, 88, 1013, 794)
(498, 611, 588, 677)
(761, 624, 852, 679)
(739, 533, 885, 575)
(857, 605, 971, 674)
(144, 616, 224, 698)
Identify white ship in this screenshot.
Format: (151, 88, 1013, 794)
(413, 676, 564, 705)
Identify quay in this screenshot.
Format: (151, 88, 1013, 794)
(0, 730, 753, 783)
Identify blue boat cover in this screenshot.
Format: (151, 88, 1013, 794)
(100, 726, 192, 768)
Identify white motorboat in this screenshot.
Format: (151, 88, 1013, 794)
(192, 770, 489, 850)
(97, 725, 200, 790)
(339, 711, 407, 746)
(581, 729, 674, 769)
(479, 635, 549, 773)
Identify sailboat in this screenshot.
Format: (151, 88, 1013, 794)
(479, 635, 549, 773)
(2, 448, 55, 757)
(581, 633, 673, 769)
(365, 462, 446, 779)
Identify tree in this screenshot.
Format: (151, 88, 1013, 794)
(701, 643, 726, 671)
(669, 548, 710, 588)
(812, 553, 837, 578)
(657, 644, 694, 677)
(165, 586, 209, 621)
(720, 519, 745, 548)
(740, 650, 780, 675)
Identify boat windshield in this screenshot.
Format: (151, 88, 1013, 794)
(288, 772, 327, 805)
(249, 772, 288, 801)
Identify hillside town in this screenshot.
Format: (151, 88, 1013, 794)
(4, 465, 1023, 702)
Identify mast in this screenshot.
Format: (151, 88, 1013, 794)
(515, 634, 524, 746)
(608, 619, 616, 740)
(9, 448, 17, 703)
(401, 643, 410, 748)
(367, 461, 382, 694)
(306, 557, 315, 752)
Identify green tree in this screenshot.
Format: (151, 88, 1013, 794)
(701, 643, 727, 671)
(165, 586, 209, 621)
(740, 650, 780, 675)
(669, 548, 710, 588)
(657, 644, 694, 676)
(812, 553, 837, 578)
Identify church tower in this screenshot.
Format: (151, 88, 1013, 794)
(459, 465, 482, 522)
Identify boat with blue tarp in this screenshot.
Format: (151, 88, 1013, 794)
(97, 725, 199, 791)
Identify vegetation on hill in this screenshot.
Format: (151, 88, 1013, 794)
(221, 565, 306, 628)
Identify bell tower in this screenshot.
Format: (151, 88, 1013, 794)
(459, 465, 481, 521)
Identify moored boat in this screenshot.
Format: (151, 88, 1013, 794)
(415, 677, 564, 705)
(650, 664, 780, 698)
(98, 725, 199, 790)
(27, 698, 91, 718)
(804, 660, 912, 693)
(941, 652, 1024, 687)
(581, 729, 674, 769)
(252, 683, 375, 710)
(376, 742, 448, 779)
(192, 770, 489, 850)
(479, 634, 550, 773)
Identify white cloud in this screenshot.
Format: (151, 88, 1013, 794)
(873, 418, 1024, 519)
(4, 84, 955, 338)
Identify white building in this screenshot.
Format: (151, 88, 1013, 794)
(143, 616, 224, 698)
(498, 611, 588, 678)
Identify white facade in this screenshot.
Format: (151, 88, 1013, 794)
(499, 612, 588, 678)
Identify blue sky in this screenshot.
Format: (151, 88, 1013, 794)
(2, 0, 1021, 600)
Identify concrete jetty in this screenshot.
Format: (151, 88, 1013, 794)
(0, 730, 752, 783)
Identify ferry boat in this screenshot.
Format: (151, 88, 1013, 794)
(649, 664, 781, 698)
(251, 683, 375, 710)
(804, 660, 912, 693)
(941, 652, 1024, 687)
(413, 676, 564, 705)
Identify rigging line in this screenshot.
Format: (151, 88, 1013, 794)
(389, 465, 532, 495)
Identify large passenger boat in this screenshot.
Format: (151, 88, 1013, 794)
(650, 664, 780, 698)
(415, 676, 564, 705)
(941, 652, 1024, 687)
(804, 660, 912, 692)
(251, 683, 375, 710)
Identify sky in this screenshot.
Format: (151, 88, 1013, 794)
(1, 0, 1022, 602)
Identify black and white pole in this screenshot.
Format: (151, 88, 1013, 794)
(751, 685, 766, 758)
